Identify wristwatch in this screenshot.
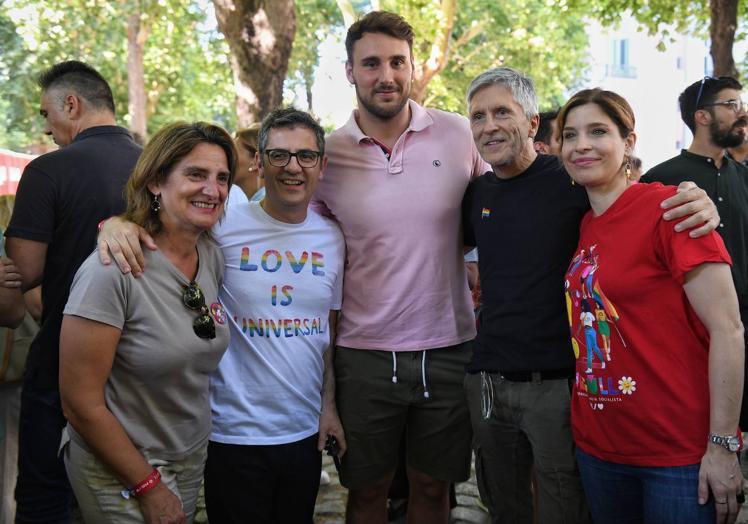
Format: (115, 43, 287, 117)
(708, 433, 741, 452)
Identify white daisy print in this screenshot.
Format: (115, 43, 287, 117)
(618, 376, 636, 395)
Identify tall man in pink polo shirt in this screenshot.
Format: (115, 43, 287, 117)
(311, 12, 487, 523)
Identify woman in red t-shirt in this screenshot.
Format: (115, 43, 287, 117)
(557, 88, 744, 524)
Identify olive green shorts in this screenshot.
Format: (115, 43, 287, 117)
(334, 342, 473, 490)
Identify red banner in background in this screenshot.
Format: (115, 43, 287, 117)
(0, 148, 36, 195)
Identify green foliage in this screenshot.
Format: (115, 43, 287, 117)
(380, 0, 589, 112)
(282, 0, 590, 117)
(0, 0, 234, 150)
(286, 0, 345, 112)
(138, 1, 235, 132)
(0, 0, 605, 149)
(0, 8, 45, 149)
(569, 0, 747, 61)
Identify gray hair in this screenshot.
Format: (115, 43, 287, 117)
(466, 67, 538, 120)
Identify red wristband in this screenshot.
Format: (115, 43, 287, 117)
(130, 468, 161, 498)
(97, 218, 108, 232)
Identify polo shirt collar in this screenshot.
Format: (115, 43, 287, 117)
(72, 125, 132, 144)
(342, 99, 435, 144)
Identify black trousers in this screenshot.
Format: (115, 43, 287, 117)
(204, 434, 321, 524)
(15, 385, 74, 523)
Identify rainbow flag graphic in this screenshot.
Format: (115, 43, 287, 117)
(481, 208, 491, 219)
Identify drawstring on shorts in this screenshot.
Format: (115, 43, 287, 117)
(421, 351, 430, 399)
(390, 350, 430, 398)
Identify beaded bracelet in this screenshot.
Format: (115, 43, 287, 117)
(121, 468, 161, 500)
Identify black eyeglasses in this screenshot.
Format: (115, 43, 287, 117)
(265, 149, 321, 168)
(182, 281, 216, 340)
(701, 99, 747, 114)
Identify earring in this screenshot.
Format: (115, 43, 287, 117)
(625, 159, 632, 180)
(151, 194, 161, 213)
(570, 176, 575, 186)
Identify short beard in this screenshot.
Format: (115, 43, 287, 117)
(355, 84, 410, 121)
(710, 119, 746, 148)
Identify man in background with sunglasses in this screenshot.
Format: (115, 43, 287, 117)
(644, 76, 748, 432)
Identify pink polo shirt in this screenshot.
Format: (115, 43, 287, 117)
(312, 100, 488, 351)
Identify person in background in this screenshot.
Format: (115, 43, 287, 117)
(6, 60, 142, 523)
(728, 136, 748, 166)
(0, 194, 40, 523)
(533, 109, 560, 155)
(560, 87, 743, 524)
(59, 122, 233, 523)
(629, 156, 643, 181)
(228, 124, 264, 205)
(643, 76, 748, 432)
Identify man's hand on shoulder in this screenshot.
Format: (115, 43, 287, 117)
(660, 181, 719, 238)
(97, 217, 157, 277)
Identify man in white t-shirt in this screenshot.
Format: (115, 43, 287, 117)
(98, 108, 346, 523)
(205, 107, 346, 523)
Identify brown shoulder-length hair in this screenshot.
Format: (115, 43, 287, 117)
(556, 88, 635, 145)
(124, 122, 236, 236)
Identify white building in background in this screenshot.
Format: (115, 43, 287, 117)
(583, 16, 713, 169)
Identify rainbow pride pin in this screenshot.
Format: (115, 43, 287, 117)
(481, 207, 491, 219)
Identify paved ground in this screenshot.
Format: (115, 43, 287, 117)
(192, 454, 490, 524)
(313, 454, 489, 524)
(193, 451, 748, 524)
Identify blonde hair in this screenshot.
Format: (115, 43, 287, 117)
(0, 195, 15, 231)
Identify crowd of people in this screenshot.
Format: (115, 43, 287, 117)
(0, 8, 746, 524)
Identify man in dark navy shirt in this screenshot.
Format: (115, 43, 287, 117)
(6, 61, 141, 523)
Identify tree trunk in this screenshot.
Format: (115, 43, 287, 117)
(213, 0, 296, 126)
(411, 0, 456, 105)
(126, 11, 149, 142)
(305, 77, 313, 114)
(709, 0, 738, 77)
